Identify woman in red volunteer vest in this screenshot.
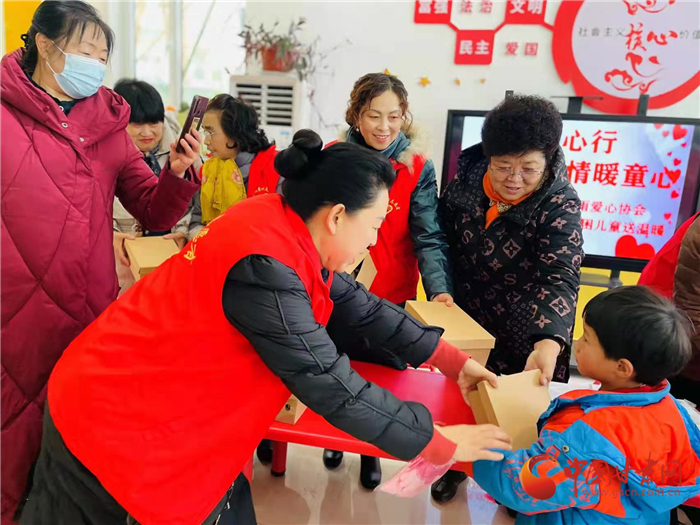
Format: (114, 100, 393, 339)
(22, 130, 511, 525)
(321, 72, 455, 488)
(187, 94, 280, 239)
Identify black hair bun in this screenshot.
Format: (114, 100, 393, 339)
(274, 129, 323, 181)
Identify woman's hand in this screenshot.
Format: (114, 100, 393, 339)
(436, 424, 512, 462)
(169, 129, 202, 178)
(164, 232, 188, 250)
(113, 232, 136, 266)
(431, 293, 455, 307)
(524, 339, 562, 385)
(458, 359, 498, 404)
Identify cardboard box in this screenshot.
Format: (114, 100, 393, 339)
(404, 301, 495, 366)
(124, 237, 180, 281)
(275, 395, 307, 425)
(466, 370, 551, 450)
(345, 251, 368, 275)
(355, 252, 378, 290)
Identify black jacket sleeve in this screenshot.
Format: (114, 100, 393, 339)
(327, 272, 443, 370)
(409, 160, 454, 298)
(222, 256, 435, 460)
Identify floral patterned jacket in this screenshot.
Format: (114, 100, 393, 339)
(439, 144, 583, 381)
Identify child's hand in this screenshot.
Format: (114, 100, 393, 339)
(436, 424, 512, 462)
(458, 359, 498, 405)
(431, 293, 455, 307)
(524, 339, 562, 385)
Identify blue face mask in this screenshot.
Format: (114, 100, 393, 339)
(47, 41, 107, 100)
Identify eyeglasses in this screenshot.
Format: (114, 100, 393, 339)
(490, 164, 545, 182)
(201, 129, 222, 140)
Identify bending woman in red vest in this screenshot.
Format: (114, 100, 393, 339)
(322, 72, 455, 488)
(188, 94, 280, 239)
(21, 130, 511, 525)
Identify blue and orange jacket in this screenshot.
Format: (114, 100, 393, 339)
(473, 382, 700, 524)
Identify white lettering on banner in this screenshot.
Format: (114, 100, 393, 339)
(528, 0, 544, 15)
(434, 0, 449, 14)
(510, 0, 526, 14)
(476, 40, 491, 55)
(460, 40, 474, 54)
(418, 1, 433, 14)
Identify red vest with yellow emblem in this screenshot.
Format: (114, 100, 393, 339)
(369, 155, 425, 304)
(246, 145, 280, 196)
(48, 194, 333, 525)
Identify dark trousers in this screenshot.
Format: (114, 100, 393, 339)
(20, 404, 256, 525)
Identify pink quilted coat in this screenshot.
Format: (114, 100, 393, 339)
(0, 49, 198, 523)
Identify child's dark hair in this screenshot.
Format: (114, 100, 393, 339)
(345, 73, 412, 132)
(584, 286, 692, 385)
(276, 130, 396, 222)
(21, 0, 114, 74)
(481, 94, 563, 164)
(206, 95, 271, 154)
(114, 79, 165, 124)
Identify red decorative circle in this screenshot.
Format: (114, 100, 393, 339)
(552, 0, 700, 115)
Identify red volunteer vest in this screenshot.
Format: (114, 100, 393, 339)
(638, 212, 700, 298)
(326, 140, 424, 304)
(246, 145, 280, 196)
(48, 195, 333, 525)
(369, 156, 424, 304)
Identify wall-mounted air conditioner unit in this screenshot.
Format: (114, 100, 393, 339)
(230, 74, 310, 150)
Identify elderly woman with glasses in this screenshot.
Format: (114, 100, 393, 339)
(432, 95, 583, 503)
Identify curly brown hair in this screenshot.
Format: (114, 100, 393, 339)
(345, 73, 413, 132)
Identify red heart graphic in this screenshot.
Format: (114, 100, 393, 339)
(615, 235, 656, 260)
(654, 124, 664, 129)
(673, 125, 688, 141)
(682, 142, 688, 148)
(668, 152, 673, 156)
(663, 131, 670, 137)
(674, 158, 682, 166)
(664, 213, 672, 221)
(671, 190, 680, 199)
(665, 167, 682, 185)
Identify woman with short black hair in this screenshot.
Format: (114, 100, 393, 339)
(22, 129, 511, 525)
(432, 94, 583, 502)
(111, 78, 203, 294)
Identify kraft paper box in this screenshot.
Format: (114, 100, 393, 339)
(275, 395, 307, 425)
(353, 252, 378, 290)
(404, 301, 495, 366)
(124, 237, 180, 281)
(466, 370, 551, 450)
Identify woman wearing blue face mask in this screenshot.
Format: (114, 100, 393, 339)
(0, 2, 201, 521)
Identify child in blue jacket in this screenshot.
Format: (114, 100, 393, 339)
(473, 286, 700, 525)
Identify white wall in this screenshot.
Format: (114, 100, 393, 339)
(245, 0, 700, 179)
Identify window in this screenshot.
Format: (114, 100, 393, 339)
(182, 1, 246, 106)
(134, 1, 171, 104)
(129, 0, 246, 109)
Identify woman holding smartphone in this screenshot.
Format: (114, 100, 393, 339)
(1, 3, 201, 519)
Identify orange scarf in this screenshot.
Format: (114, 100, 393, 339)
(483, 171, 532, 229)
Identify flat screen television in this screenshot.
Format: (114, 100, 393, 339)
(442, 111, 700, 272)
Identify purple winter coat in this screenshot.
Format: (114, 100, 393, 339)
(0, 49, 198, 523)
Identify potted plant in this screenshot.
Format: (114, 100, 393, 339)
(239, 19, 306, 74)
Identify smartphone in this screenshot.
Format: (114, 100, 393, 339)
(176, 95, 209, 154)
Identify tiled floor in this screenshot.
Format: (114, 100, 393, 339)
(251, 445, 516, 525)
